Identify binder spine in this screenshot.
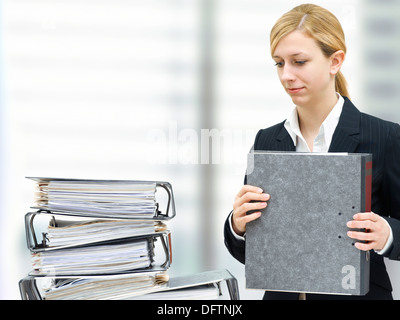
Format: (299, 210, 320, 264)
(365, 160, 372, 212)
(359, 155, 372, 295)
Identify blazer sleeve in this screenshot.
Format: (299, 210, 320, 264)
(381, 123, 400, 261)
(224, 211, 246, 264)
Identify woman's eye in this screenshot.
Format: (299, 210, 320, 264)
(274, 60, 306, 68)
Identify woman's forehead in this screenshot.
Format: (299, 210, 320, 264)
(272, 30, 318, 58)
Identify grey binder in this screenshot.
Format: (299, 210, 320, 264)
(245, 151, 372, 296)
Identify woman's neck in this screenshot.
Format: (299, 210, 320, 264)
(296, 91, 339, 150)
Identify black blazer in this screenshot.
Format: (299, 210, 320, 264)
(224, 97, 400, 300)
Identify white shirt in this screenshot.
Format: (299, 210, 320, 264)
(230, 94, 393, 254)
(283, 94, 344, 152)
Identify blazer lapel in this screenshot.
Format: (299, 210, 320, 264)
(328, 97, 361, 153)
(275, 125, 296, 151)
(269, 97, 360, 153)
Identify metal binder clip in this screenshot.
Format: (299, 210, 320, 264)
(155, 182, 176, 220)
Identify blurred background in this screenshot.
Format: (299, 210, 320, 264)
(1, 0, 399, 299)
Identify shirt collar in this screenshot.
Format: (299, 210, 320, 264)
(284, 94, 345, 148)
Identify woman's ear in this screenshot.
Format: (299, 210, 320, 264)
(330, 50, 345, 75)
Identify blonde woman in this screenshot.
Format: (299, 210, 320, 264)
(224, 4, 400, 300)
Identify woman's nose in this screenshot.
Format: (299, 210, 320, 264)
(279, 65, 296, 82)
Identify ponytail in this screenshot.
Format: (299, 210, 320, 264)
(335, 71, 349, 98)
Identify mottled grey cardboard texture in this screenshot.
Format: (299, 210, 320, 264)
(245, 152, 371, 295)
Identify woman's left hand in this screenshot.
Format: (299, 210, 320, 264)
(347, 212, 390, 251)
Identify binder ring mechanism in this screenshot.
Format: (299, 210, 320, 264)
(155, 182, 176, 220)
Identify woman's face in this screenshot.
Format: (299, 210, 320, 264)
(272, 30, 338, 108)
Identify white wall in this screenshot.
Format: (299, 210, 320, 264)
(1, 0, 399, 300)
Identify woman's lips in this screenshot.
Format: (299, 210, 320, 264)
(287, 87, 304, 94)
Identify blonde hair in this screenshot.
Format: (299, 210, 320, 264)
(270, 4, 349, 97)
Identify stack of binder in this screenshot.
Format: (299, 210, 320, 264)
(19, 177, 239, 300)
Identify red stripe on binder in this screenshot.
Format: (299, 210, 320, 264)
(365, 161, 372, 212)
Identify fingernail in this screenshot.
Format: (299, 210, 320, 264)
(262, 193, 270, 200)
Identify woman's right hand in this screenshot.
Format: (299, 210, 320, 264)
(232, 185, 270, 236)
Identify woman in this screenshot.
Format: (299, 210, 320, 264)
(224, 4, 400, 300)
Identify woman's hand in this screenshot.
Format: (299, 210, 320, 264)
(347, 212, 390, 251)
(232, 185, 270, 236)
